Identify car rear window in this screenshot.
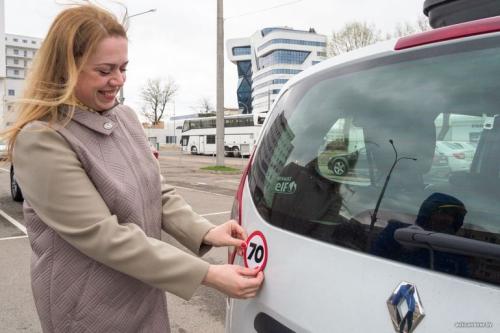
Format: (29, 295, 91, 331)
(249, 35, 500, 287)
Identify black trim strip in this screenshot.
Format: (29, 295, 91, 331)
(254, 313, 295, 333)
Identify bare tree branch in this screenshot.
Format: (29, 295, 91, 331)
(141, 78, 178, 125)
(327, 17, 432, 57)
(192, 96, 215, 114)
(327, 22, 381, 57)
(392, 15, 431, 38)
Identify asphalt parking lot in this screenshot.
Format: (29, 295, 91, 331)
(0, 147, 246, 333)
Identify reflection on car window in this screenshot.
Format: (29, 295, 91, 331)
(249, 37, 500, 288)
(316, 118, 370, 185)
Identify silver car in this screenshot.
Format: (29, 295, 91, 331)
(226, 10, 500, 333)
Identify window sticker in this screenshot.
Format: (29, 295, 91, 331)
(274, 176, 297, 194)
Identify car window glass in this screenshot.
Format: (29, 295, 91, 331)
(249, 39, 500, 287)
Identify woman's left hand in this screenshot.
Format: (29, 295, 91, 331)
(203, 220, 247, 248)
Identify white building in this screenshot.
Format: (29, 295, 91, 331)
(0, 0, 42, 128)
(143, 116, 187, 147)
(227, 27, 327, 114)
(2, 33, 42, 127)
(0, 0, 6, 124)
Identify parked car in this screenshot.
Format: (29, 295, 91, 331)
(10, 165, 23, 202)
(149, 143, 159, 159)
(226, 12, 500, 333)
(0, 140, 7, 160)
(327, 148, 367, 176)
(433, 140, 474, 172)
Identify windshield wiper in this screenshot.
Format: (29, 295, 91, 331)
(394, 227, 500, 264)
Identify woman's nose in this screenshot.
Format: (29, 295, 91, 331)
(110, 71, 126, 87)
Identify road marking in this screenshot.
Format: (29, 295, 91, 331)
(0, 209, 27, 234)
(174, 185, 233, 198)
(200, 211, 231, 217)
(215, 179, 240, 184)
(0, 235, 28, 241)
(0, 167, 9, 173)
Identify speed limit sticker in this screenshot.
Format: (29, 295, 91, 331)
(243, 231, 268, 272)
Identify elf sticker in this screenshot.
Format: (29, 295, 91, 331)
(243, 231, 268, 272)
(274, 176, 297, 194)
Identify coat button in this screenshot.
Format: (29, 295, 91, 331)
(103, 122, 113, 130)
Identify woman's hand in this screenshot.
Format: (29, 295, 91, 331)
(203, 219, 247, 248)
(202, 264, 264, 299)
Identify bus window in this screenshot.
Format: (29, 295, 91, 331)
(207, 135, 216, 144)
(181, 136, 189, 146)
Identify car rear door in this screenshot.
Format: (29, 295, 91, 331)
(226, 31, 500, 332)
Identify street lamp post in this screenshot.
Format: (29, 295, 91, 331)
(119, 8, 157, 105)
(172, 100, 176, 144)
(128, 8, 156, 18)
(216, 0, 224, 166)
(215, 0, 303, 165)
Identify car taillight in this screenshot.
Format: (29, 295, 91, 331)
(453, 152, 465, 159)
(395, 15, 500, 50)
(228, 153, 254, 264)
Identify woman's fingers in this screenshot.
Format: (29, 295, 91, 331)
(230, 221, 247, 240)
(202, 264, 264, 299)
(236, 265, 261, 276)
(204, 220, 251, 247)
(234, 268, 264, 299)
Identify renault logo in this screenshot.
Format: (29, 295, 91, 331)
(387, 282, 425, 333)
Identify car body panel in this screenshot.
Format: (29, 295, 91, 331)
(226, 182, 500, 332)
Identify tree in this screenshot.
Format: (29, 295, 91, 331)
(327, 22, 381, 57)
(141, 78, 177, 125)
(392, 16, 431, 38)
(193, 96, 215, 114)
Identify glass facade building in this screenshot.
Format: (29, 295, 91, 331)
(253, 79, 289, 91)
(258, 38, 326, 52)
(227, 27, 327, 113)
(258, 50, 311, 69)
(253, 68, 302, 81)
(236, 60, 252, 114)
(232, 46, 251, 56)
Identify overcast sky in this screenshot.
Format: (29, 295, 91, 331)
(4, 0, 425, 116)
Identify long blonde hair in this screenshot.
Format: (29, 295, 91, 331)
(1, 3, 127, 159)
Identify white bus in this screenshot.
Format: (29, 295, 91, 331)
(180, 113, 264, 157)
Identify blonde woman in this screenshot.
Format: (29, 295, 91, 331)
(2, 4, 263, 332)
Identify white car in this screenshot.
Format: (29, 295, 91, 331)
(434, 141, 474, 172)
(0, 140, 7, 160)
(226, 8, 500, 333)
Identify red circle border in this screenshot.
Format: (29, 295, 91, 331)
(243, 230, 268, 272)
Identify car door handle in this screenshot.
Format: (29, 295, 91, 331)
(394, 227, 500, 260)
(254, 312, 295, 333)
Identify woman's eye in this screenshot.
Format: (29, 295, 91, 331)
(120, 68, 127, 73)
(98, 70, 111, 75)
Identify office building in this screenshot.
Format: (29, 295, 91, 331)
(0, 0, 42, 127)
(227, 27, 327, 114)
(2, 33, 42, 126)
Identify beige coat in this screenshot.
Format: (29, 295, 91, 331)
(13, 105, 215, 332)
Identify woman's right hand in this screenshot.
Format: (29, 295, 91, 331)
(202, 264, 264, 299)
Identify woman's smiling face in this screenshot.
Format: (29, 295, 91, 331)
(74, 36, 128, 111)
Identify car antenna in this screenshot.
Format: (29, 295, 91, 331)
(369, 139, 417, 231)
